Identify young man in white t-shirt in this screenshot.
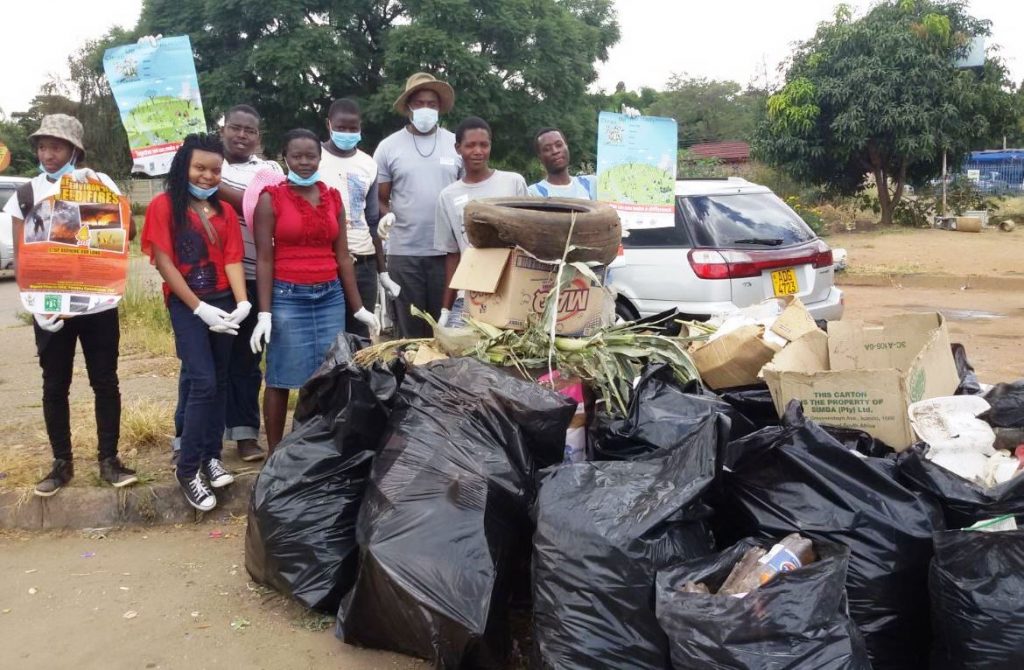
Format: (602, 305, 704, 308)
(435, 116, 528, 327)
(318, 98, 401, 338)
(528, 127, 597, 200)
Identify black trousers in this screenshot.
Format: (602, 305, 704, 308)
(34, 308, 121, 461)
(387, 254, 446, 339)
(345, 255, 379, 339)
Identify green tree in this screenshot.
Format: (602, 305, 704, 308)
(647, 76, 765, 147)
(754, 0, 1018, 225)
(0, 113, 36, 176)
(137, 0, 619, 172)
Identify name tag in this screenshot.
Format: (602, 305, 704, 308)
(453, 194, 469, 206)
(440, 157, 456, 166)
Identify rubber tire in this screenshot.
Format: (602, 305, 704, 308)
(464, 197, 622, 264)
(615, 298, 639, 323)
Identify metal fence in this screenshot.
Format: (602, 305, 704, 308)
(958, 159, 1024, 196)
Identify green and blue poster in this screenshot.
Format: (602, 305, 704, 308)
(596, 112, 678, 229)
(103, 36, 206, 176)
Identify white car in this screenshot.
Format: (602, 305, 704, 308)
(608, 177, 844, 322)
(0, 176, 29, 277)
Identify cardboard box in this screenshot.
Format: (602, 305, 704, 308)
(692, 298, 819, 390)
(762, 312, 960, 450)
(450, 247, 609, 336)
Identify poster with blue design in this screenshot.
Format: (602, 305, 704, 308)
(103, 36, 206, 176)
(596, 112, 678, 229)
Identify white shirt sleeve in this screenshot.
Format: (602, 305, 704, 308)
(434, 192, 459, 254)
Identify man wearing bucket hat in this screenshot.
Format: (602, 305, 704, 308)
(2, 114, 138, 496)
(373, 72, 461, 338)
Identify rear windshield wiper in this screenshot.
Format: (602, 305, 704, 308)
(731, 238, 785, 246)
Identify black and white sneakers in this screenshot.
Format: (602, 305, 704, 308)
(178, 471, 217, 512)
(34, 459, 74, 497)
(203, 458, 235, 489)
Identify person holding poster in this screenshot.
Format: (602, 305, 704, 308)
(1, 114, 138, 496)
(142, 133, 249, 512)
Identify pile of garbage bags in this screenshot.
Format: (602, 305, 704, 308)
(244, 339, 1024, 669)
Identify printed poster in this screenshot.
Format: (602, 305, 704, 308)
(17, 177, 131, 316)
(103, 35, 206, 176)
(596, 112, 678, 229)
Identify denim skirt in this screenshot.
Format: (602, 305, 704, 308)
(266, 279, 346, 389)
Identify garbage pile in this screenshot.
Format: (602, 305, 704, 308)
(243, 206, 1024, 669)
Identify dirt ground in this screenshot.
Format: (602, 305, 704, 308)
(1, 226, 1022, 668)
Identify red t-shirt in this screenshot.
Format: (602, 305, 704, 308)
(266, 182, 342, 284)
(141, 192, 244, 299)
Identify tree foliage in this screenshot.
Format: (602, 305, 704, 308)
(647, 76, 765, 147)
(754, 0, 1019, 225)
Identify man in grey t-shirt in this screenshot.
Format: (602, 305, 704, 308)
(435, 116, 528, 327)
(374, 72, 461, 338)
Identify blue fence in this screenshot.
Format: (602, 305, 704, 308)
(959, 150, 1024, 195)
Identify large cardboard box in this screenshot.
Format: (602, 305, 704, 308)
(692, 298, 820, 390)
(450, 247, 609, 336)
(762, 313, 960, 450)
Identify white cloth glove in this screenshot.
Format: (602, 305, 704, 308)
(34, 313, 64, 333)
(71, 168, 98, 183)
(379, 271, 401, 299)
(194, 301, 239, 334)
(353, 307, 380, 336)
(226, 300, 252, 326)
(249, 312, 272, 353)
(621, 104, 641, 118)
(377, 213, 396, 241)
(437, 308, 451, 328)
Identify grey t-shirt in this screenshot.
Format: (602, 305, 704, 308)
(374, 126, 461, 256)
(435, 170, 529, 253)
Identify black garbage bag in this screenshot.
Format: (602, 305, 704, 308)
(713, 402, 943, 670)
(897, 446, 1024, 528)
(244, 335, 401, 613)
(337, 358, 576, 668)
(718, 383, 781, 431)
(930, 529, 1024, 669)
(951, 343, 983, 396)
(981, 380, 1024, 428)
(589, 364, 752, 461)
(656, 538, 871, 670)
(533, 440, 716, 669)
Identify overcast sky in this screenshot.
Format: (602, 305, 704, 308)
(0, 0, 1021, 116)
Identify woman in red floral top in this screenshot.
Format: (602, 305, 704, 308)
(249, 129, 379, 451)
(142, 133, 250, 512)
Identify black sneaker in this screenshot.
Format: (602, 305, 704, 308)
(177, 471, 216, 512)
(203, 458, 235, 489)
(100, 457, 139, 488)
(34, 459, 74, 497)
(236, 439, 265, 463)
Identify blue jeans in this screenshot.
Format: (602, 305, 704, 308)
(169, 293, 235, 479)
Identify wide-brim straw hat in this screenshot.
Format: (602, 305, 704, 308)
(30, 114, 86, 159)
(393, 72, 455, 115)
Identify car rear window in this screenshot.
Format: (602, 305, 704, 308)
(679, 193, 815, 247)
(0, 187, 14, 209)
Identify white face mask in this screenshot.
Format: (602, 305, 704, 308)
(410, 107, 439, 133)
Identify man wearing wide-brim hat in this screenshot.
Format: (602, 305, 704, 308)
(373, 72, 461, 338)
(2, 113, 139, 496)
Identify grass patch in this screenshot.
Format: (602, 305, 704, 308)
(120, 274, 175, 357)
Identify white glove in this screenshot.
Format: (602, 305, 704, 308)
(250, 312, 272, 353)
(137, 34, 162, 47)
(379, 271, 401, 299)
(34, 313, 64, 333)
(71, 168, 98, 183)
(437, 308, 451, 328)
(621, 104, 641, 118)
(226, 300, 252, 326)
(353, 307, 380, 336)
(194, 301, 239, 334)
(377, 213, 396, 241)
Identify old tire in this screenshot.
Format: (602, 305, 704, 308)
(464, 197, 621, 264)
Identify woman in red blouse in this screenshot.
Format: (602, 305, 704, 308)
(142, 133, 250, 512)
(249, 129, 379, 451)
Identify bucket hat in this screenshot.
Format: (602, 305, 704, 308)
(30, 114, 86, 159)
(393, 73, 455, 115)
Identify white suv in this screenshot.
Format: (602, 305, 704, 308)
(607, 177, 844, 321)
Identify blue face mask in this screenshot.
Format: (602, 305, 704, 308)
(188, 183, 219, 200)
(330, 131, 361, 151)
(287, 170, 321, 187)
(39, 159, 76, 180)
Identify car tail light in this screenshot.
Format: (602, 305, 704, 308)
(688, 240, 834, 280)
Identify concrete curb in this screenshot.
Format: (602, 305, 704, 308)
(0, 472, 257, 530)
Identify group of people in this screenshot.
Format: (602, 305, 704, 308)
(5, 72, 600, 512)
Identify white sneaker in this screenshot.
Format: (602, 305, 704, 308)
(178, 471, 217, 512)
(203, 458, 235, 489)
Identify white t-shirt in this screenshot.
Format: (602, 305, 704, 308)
(319, 149, 378, 256)
(221, 156, 283, 279)
(527, 175, 597, 200)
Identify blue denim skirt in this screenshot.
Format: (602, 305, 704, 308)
(266, 279, 345, 389)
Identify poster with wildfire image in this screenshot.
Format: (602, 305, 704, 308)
(17, 176, 131, 316)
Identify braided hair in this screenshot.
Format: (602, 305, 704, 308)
(164, 133, 225, 240)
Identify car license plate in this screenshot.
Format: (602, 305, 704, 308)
(771, 268, 799, 296)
